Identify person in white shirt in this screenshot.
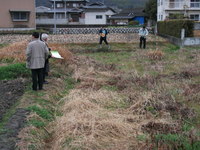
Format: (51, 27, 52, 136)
(139, 26, 149, 49)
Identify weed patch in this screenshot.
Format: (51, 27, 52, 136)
(0, 63, 30, 80)
(28, 105, 53, 121)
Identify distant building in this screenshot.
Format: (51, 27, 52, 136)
(109, 8, 146, 25)
(158, 0, 200, 21)
(36, 0, 116, 26)
(0, 0, 35, 29)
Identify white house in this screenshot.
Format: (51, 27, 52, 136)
(158, 0, 200, 21)
(83, 3, 115, 24)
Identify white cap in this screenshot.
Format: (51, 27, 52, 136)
(41, 33, 48, 40)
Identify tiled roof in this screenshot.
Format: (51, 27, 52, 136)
(109, 8, 146, 19)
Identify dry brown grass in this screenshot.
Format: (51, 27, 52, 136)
(0, 41, 27, 62)
(50, 89, 139, 150)
(0, 42, 73, 64)
(49, 43, 73, 63)
(147, 50, 164, 60)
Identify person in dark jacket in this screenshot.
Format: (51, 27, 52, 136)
(41, 33, 51, 84)
(99, 27, 110, 49)
(26, 32, 49, 91)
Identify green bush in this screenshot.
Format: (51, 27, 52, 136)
(128, 21, 139, 26)
(157, 20, 194, 38)
(0, 63, 30, 80)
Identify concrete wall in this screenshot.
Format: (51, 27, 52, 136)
(0, 0, 35, 28)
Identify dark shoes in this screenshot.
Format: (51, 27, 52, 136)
(43, 81, 49, 84)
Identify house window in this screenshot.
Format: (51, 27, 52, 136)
(10, 11, 29, 21)
(191, 0, 200, 8)
(73, 3, 78, 7)
(190, 14, 199, 20)
(56, 13, 65, 19)
(57, 3, 64, 8)
(96, 15, 103, 19)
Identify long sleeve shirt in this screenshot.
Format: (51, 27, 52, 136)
(26, 39, 49, 69)
(139, 28, 149, 38)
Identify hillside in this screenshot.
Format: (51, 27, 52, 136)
(36, 0, 148, 8)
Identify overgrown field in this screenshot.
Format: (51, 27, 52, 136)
(0, 41, 200, 150)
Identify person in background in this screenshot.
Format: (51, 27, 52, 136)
(26, 32, 49, 91)
(41, 33, 51, 84)
(139, 26, 149, 49)
(99, 27, 110, 49)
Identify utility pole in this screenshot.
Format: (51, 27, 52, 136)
(53, 0, 57, 34)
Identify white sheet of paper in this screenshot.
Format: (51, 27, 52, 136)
(51, 51, 64, 59)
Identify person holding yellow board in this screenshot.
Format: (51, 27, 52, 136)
(99, 27, 110, 49)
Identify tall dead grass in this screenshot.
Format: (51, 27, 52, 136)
(50, 89, 138, 150)
(0, 42, 73, 63)
(0, 41, 27, 62)
(147, 50, 164, 60)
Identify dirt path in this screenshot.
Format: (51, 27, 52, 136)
(0, 79, 28, 150)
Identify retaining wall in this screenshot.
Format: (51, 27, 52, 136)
(0, 33, 165, 44)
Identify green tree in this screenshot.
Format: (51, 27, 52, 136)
(145, 0, 157, 21)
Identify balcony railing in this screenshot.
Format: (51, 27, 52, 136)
(190, 2, 200, 8)
(36, 18, 68, 25)
(168, 2, 185, 9)
(165, 2, 200, 9)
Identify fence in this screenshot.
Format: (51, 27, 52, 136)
(56, 27, 153, 34)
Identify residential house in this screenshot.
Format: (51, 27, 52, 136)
(0, 0, 35, 29)
(82, 2, 116, 24)
(109, 8, 146, 25)
(36, 0, 116, 26)
(158, 0, 200, 21)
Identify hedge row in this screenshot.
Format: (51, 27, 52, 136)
(157, 20, 194, 38)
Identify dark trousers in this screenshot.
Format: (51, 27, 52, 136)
(31, 68, 43, 90)
(99, 37, 108, 45)
(140, 37, 146, 49)
(43, 60, 49, 82)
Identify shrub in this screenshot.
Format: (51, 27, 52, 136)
(129, 21, 139, 26)
(0, 63, 30, 80)
(157, 20, 194, 38)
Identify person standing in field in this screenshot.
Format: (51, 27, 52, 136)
(26, 32, 49, 91)
(99, 27, 110, 49)
(139, 26, 149, 49)
(41, 33, 52, 84)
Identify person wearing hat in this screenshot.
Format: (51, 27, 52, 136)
(41, 33, 52, 84)
(26, 32, 49, 91)
(139, 26, 149, 49)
